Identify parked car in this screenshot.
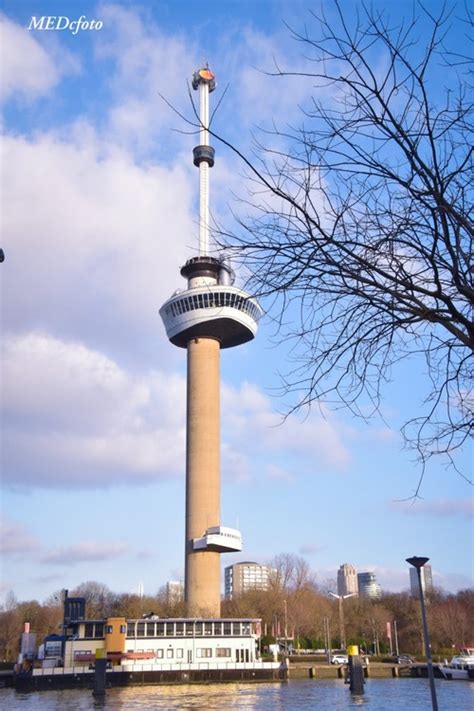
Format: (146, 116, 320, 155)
(331, 653, 349, 665)
(395, 655, 415, 665)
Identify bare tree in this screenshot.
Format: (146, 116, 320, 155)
(70, 581, 113, 618)
(209, 1, 473, 482)
(270, 553, 315, 592)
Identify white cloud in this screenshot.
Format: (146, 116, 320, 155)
(299, 544, 324, 556)
(0, 15, 79, 101)
(222, 381, 351, 471)
(0, 517, 39, 555)
(390, 498, 474, 519)
(41, 541, 129, 566)
(2, 331, 350, 490)
(93, 3, 201, 152)
(1, 132, 194, 360)
(2, 333, 186, 488)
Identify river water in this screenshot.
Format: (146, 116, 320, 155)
(2, 679, 473, 710)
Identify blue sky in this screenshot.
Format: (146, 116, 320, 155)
(1, 0, 472, 604)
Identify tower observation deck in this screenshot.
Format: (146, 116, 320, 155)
(159, 67, 262, 618)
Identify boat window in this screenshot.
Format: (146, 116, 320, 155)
(84, 623, 94, 638)
(94, 623, 104, 638)
(214, 622, 222, 636)
(156, 623, 165, 637)
(146, 623, 156, 637)
(120, 625, 127, 634)
(176, 623, 184, 636)
(216, 648, 231, 657)
(197, 294, 204, 308)
(185, 623, 194, 636)
(204, 623, 212, 636)
(165, 623, 175, 636)
(126, 623, 135, 638)
(197, 648, 212, 658)
(156, 649, 164, 659)
(45, 640, 62, 658)
(223, 622, 232, 635)
(136, 623, 145, 637)
(241, 622, 251, 635)
(195, 622, 204, 636)
(166, 649, 174, 659)
(177, 649, 184, 659)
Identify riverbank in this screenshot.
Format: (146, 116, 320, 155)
(287, 659, 447, 679)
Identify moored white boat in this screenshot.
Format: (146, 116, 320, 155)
(439, 651, 474, 681)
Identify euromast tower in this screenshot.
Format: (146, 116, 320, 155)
(160, 67, 262, 617)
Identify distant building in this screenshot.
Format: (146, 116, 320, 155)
(337, 564, 359, 596)
(165, 581, 184, 605)
(224, 562, 275, 599)
(357, 572, 382, 599)
(409, 564, 433, 597)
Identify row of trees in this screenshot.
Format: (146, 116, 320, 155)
(1, 555, 472, 661)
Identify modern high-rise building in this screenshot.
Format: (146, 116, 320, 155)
(224, 562, 275, 599)
(357, 572, 382, 599)
(409, 564, 433, 597)
(165, 581, 184, 606)
(160, 67, 262, 618)
(337, 563, 359, 596)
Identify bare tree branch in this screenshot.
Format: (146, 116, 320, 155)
(210, 2, 472, 472)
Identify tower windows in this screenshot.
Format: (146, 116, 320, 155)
(167, 290, 259, 320)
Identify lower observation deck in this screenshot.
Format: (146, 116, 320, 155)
(193, 526, 242, 553)
(160, 286, 262, 349)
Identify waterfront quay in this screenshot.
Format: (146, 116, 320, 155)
(287, 657, 447, 680)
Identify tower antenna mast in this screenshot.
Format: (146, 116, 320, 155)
(192, 66, 216, 256)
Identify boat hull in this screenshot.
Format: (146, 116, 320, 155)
(15, 663, 287, 691)
(439, 666, 474, 681)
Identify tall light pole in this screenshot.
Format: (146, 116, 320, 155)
(329, 592, 356, 651)
(406, 556, 438, 711)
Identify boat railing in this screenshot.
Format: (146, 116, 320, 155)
(31, 659, 281, 676)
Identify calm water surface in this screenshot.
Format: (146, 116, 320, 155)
(3, 679, 473, 710)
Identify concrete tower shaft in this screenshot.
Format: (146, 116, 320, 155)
(159, 66, 261, 618)
(185, 337, 221, 616)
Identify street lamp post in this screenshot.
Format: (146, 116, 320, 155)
(406, 556, 438, 711)
(329, 592, 356, 651)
